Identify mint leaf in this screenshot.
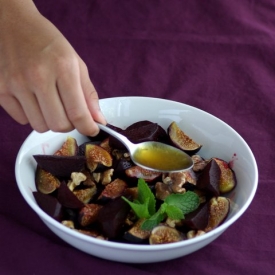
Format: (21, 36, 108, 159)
(141, 210, 166, 231)
(164, 191, 200, 215)
(165, 204, 184, 220)
(137, 179, 156, 216)
(122, 197, 151, 218)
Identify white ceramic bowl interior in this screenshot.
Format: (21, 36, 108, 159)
(15, 97, 258, 263)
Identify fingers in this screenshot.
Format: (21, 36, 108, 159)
(56, 59, 101, 136)
(0, 95, 29, 125)
(13, 88, 49, 133)
(1, 57, 104, 136)
(34, 81, 74, 133)
(79, 60, 106, 125)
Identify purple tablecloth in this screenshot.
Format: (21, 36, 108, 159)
(1, 0, 274, 274)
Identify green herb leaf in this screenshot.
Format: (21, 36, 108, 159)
(141, 210, 166, 231)
(122, 197, 151, 218)
(165, 204, 184, 220)
(123, 180, 200, 231)
(137, 179, 156, 216)
(164, 191, 200, 215)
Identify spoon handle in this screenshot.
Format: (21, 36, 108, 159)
(96, 123, 134, 151)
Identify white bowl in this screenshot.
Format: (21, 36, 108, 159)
(15, 96, 258, 263)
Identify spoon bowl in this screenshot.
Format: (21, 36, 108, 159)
(97, 123, 193, 173)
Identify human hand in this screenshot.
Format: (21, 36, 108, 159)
(0, 0, 106, 136)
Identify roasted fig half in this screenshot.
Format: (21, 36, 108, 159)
(78, 203, 103, 227)
(73, 187, 97, 204)
(125, 166, 161, 182)
(205, 196, 230, 232)
(33, 155, 86, 178)
(213, 158, 237, 194)
(168, 121, 202, 154)
(35, 166, 60, 194)
(149, 225, 184, 244)
(98, 178, 127, 201)
(54, 136, 78, 156)
(85, 144, 113, 172)
(124, 219, 151, 244)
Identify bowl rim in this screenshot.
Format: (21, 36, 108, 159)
(15, 96, 259, 251)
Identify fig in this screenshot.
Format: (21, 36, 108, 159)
(73, 187, 97, 204)
(205, 197, 230, 232)
(78, 204, 103, 227)
(149, 225, 184, 245)
(98, 178, 127, 201)
(78, 141, 101, 156)
(125, 166, 161, 182)
(96, 197, 130, 239)
(85, 144, 113, 172)
(57, 181, 85, 209)
(213, 158, 237, 193)
(33, 155, 86, 178)
(196, 159, 221, 196)
(168, 121, 202, 154)
(54, 136, 78, 156)
(35, 166, 60, 194)
(33, 191, 63, 221)
(124, 219, 151, 244)
(100, 138, 112, 153)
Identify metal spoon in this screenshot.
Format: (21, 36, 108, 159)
(97, 123, 193, 173)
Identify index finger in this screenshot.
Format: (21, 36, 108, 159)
(56, 65, 99, 136)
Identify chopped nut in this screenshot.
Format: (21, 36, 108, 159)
(82, 170, 97, 187)
(123, 152, 130, 159)
(101, 169, 114, 185)
(67, 172, 87, 191)
(92, 169, 114, 185)
(187, 230, 206, 239)
(166, 218, 183, 228)
(192, 155, 210, 172)
(155, 181, 171, 200)
(62, 220, 75, 229)
(161, 172, 187, 194)
(92, 172, 101, 183)
(168, 172, 187, 193)
(112, 149, 125, 160)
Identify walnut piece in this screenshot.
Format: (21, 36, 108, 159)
(67, 172, 87, 191)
